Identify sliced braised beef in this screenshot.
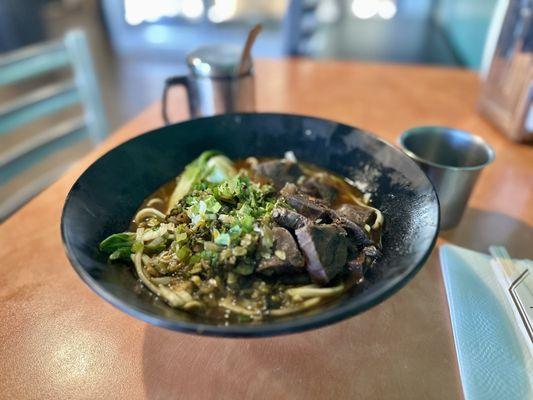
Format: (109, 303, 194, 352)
(253, 159, 303, 190)
(300, 176, 337, 205)
(334, 216, 373, 249)
(279, 182, 298, 196)
(272, 207, 309, 231)
(265, 165, 381, 285)
(257, 227, 305, 275)
(362, 245, 380, 259)
(345, 245, 380, 281)
(335, 203, 375, 227)
(361, 245, 380, 267)
(280, 183, 334, 222)
(295, 224, 348, 284)
(346, 254, 366, 282)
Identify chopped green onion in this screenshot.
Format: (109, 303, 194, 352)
(174, 232, 187, 243)
(234, 261, 254, 276)
(233, 246, 247, 256)
(204, 241, 219, 252)
(214, 233, 230, 246)
(176, 246, 191, 261)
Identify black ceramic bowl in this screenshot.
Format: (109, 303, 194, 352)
(61, 113, 439, 337)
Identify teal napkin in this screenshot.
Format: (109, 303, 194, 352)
(439, 244, 533, 400)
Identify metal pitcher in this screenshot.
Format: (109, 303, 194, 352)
(162, 44, 255, 124)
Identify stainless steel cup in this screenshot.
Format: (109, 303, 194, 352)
(162, 44, 255, 124)
(399, 126, 495, 230)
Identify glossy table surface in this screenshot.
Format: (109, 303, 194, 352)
(1, 59, 532, 400)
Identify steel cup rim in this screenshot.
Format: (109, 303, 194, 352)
(398, 126, 495, 172)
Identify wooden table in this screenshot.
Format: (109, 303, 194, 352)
(1, 60, 532, 400)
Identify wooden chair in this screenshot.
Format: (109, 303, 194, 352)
(0, 29, 107, 220)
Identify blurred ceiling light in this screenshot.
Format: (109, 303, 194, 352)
(182, 0, 205, 20)
(351, 0, 379, 20)
(378, 0, 397, 19)
(207, 0, 237, 23)
(124, 0, 181, 26)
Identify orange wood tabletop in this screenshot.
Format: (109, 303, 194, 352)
(1, 59, 532, 400)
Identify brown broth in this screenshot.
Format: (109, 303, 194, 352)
(135, 159, 373, 217)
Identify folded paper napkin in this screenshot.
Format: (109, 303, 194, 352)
(439, 244, 533, 400)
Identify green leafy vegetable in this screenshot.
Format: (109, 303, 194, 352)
(167, 150, 236, 210)
(99, 232, 135, 261)
(206, 155, 236, 183)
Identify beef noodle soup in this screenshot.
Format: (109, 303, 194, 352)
(99, 151, 383, 323)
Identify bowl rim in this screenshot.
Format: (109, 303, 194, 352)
(61, 112, 440, 337)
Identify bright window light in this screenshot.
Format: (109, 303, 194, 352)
(351, 0, 379, 20)
(182, 0, 204, 20)
(124, 0, 181, 26)
(207, 0, 237, 23)
(378, 0, 397, 19)
(351, 0, 397, 20)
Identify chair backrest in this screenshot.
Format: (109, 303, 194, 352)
(0, 29, 107, 220)
(283, 0, 321, 56)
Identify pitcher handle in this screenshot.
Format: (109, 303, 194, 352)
(162, 75, 191, 125)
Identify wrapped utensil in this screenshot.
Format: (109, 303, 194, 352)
(490, 246, 533, 354)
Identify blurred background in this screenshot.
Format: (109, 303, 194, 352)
(2, 0, 522, 220)
(1, 0, 499, 129)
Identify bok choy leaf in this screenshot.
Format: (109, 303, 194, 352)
(99, 232, 136, 261)
(167, 150, 236, 211)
